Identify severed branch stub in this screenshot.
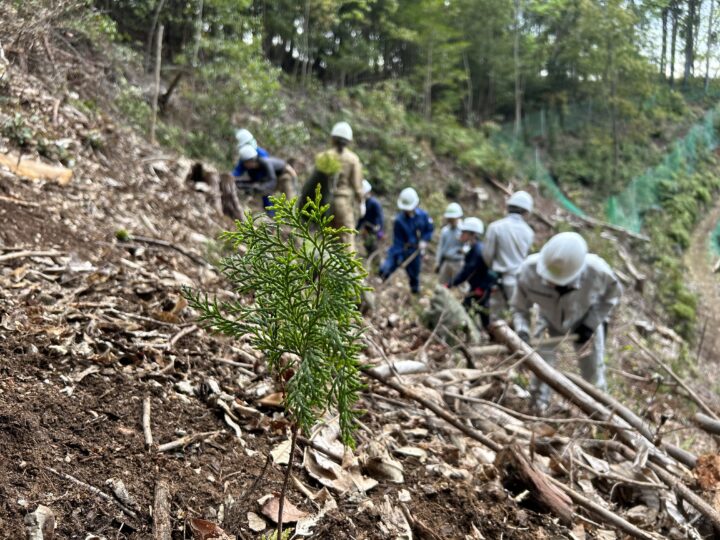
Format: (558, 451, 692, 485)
(496, 445, 573, 525)
(142, 397, 153, 450)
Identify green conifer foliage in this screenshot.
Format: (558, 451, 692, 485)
(184, 188, 366, 446)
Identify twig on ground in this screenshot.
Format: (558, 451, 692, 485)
(157, 431, 220, 453)
(104, 307, 178, 327)
(630, 334, 719, 420)
(0, 249, 65, 263)
(169, 324, 198, 349)
(122, 233, 212, 269)
(44, 467, 139, 520)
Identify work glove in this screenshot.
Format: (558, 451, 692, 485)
(575, 323, 595, 345)
(517, 330, 531, 344)
(359, 201, 366, 218)
(419, 240, 428, 256)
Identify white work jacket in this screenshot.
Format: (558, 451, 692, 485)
(512, 253, 622, 335)
(482, 214, 534, 284)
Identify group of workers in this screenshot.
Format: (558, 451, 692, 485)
(231, 121, 623, 412)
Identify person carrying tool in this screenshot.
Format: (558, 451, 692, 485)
(379, 187, 434, 294)
(483, 190, 534, 316)
(436, 202, 465, 285)
(234, 145, 298, 215)
(446, 217, 496, 331)
(300, 122, 363, 249)
(512, 232, 623, 412)
(356, 179, 384, 256)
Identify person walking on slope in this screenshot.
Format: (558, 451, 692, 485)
(356, 179, 384, 256)
(235, 145, 298, 215)
(446, 217, 496, 330)
(311, 122, 364, 249)
(512, 232, 623, 412)
(483, 190, 534, 316)
(436, 202, 465, 285)
(379, 187, 434, 294)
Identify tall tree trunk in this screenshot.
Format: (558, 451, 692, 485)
(671, 3, 680, 86)
(684, 0, 697, 86)
(145, 0, 166, 73)
(191, 0, 204, 69)
(300, 0, 310, 87)
(462, 51, 474, 126)
(706, 0, 715, 92)
(661, 7, 668, 78)
(150, 25, 164, 144)
(513, 0, 523, 139)
(424, 40, 433, 121)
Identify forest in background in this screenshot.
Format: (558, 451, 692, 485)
(85, 0, 720, 197)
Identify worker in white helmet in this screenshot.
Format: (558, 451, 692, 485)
(305, 121, 363, 250)
(232, 128, 269, 177)
(446, 217, 496, 330)
(436, 202, 465, 285)
(512, 232, 623, 411)
(356, 179, 384, 256)
(483, 190, 534, 317)
(235, 144, 298, 215)
(379, 187, 434, 294)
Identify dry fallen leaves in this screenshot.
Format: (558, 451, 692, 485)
(188, 518, 233, 540)
(260, 495, 308, 524)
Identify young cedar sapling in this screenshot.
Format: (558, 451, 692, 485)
(183, 187, 367, 537)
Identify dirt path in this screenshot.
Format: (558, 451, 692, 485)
(684, 196, 720, 363)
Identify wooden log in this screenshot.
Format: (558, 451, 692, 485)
(0, 153, 73, 185)
(565, 372, 697, 469)
(470, 334, 578, 358)
(489, 321, 720, 533)
(548, 477, 657, 540)
(153, 479, 172, 540)
(488, 321, 676, 469)
(366, 367, 659, 535)
(693, 412, 720, 436)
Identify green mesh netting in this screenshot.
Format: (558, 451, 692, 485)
(493, 98, 720, 234)
(493, 104, 589, 217)
(712, 219, 720, 256)
(606, 108, 719, 233)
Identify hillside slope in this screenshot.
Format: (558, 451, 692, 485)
(3, 13, 720, 540)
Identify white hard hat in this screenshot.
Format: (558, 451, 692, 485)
(537, 232, 588, 286)
(238, 144, 258, 162)
(460, 217, 484, 235)
(507, 190, 533, 212)
(362, 179, 372, 195)
(397, 187, 419, 211)
(235, 128, 257, 149)
(331, 121, 353, 142)
(444, 202, 463, 219)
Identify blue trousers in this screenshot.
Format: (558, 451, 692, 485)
(380, 250, 422, 293)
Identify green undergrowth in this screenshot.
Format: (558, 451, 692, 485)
(640, 153, 720, 339)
